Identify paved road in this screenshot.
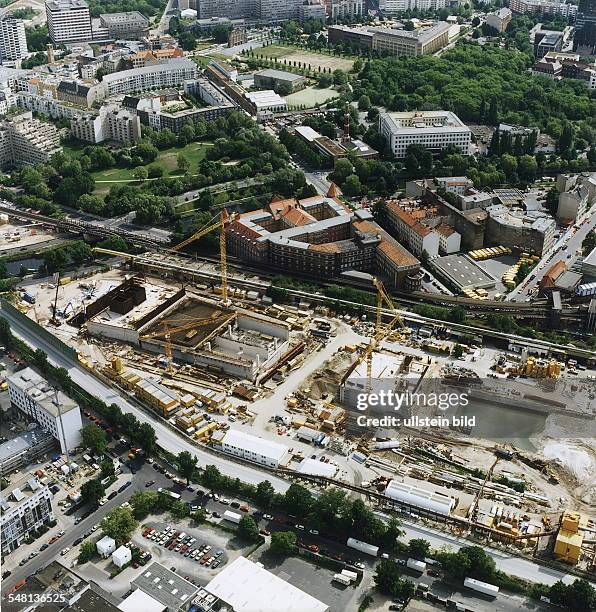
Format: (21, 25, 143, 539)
(0, 306, 291, 495)
(507, 203, 596, 302)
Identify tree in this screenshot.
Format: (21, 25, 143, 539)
(78, 541, 96, 564)
(100, 458, 115, 479)
(270, 531, 296, 556)
(284, 483, 314, 518)
(343, 174, 362, 197)
(44, 248, 68, 273)
(487, 96, 499, 125)
(68, 241, 92, 266)
(238, 515, 260, 542)
(374, 559, 403, 595)
(472, 16, 480, 26)
(179, 31, 197, 51)
(177, 153, 191, 173)
(176, 450, 198, 485)
(130, 490, 158, 519)
(148, 165, 164, 178)
(81, 478, 104, 506)
(81, 424, 107, 454)
(518, 154, 538, 182)
(358, 95, 371, 111)
(331, 158, 354, 185)
(333, 69, 347, 85)
(100, 507, 138, 543)
(133, 166, 148, 181)
(405, 145, 433, 177)
(565, 579, 596, 612)
(437, 550, 471, 581)
(255, 480, 275, 509)
(557, 122, 574, 154)
(202, 464, 222, 491)
(452, 344, 464, 358)
(136, 423, 157, 454)
(408, 538, 431, 560)
(78, 194, 105, 215)
(171, 499, 190, 518)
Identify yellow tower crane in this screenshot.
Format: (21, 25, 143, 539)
(144, 312, 235, 373)
(170, 209, 237, 305)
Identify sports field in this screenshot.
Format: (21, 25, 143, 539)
(255, 45, 354, 72)
(284, 86, 340, 108)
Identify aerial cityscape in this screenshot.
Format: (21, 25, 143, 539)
(0, 0, 595, 609)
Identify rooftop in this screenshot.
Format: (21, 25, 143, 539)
(131, 562, 198, 610)
(432, 254, 497, 290)
(46, 0, 89, 10)
(8, 367, 79, 417)
(381, 110, 469, 135)
(118, 589, 165, 612)
(245, 90, 286, 108)
(0, 474, 48, 512)
(221, 429, 289, 462)
(205, 556, 329, 612)
(101, 58, 196, 83)
(0, 427, 54, 464)
(255, 68, 305, 82)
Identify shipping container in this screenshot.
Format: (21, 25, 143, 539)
(333, 573, 352, 585)
(223, 510, 242, 524)
(407, 558, 426, 572)
(464, 577, 499, 597)
(346, 537, 379, 557)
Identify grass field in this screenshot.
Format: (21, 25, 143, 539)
(253, 45, 354, 72)
(284, 86, 340, 108)
(87, 141, 212, 194)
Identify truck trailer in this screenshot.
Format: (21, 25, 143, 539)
(464, 577, 499, 597)
(333, 573, 352, 585)
(222, 510, 242, 524)
(346, 537, 379, 557)
(406, 558, 426, 572)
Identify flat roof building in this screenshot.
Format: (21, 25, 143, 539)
(218, 429, 290, 468)
(0, 427, 56, 477)
(431, 253, 497, 292)
(379, 110, 471, 159)
(46, 0, 92, 44)
(131, 562, 199, 610)
(0, 15, 28, 63)
(245, 89, 287, 113)
(384, 479, 457, 516)
(99, 11, 149, 38)
(7, 367, 82, 453)
(253, 68, 306, 92)
(205, 556, 329, 612)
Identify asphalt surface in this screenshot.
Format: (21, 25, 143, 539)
(0, 305, 291, 495)
(507, 203, 595, 301)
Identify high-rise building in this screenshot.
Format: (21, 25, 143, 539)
(0, 15, 28, 63)
(326, 0, 365, 19)
(575, 0, 596, 53)
(7, 367, 82, 453)
(45, 0, 92, 44)
(380, 0, 445, 13)
(0, 475, 55, 555)
(196, 0, 256, 19)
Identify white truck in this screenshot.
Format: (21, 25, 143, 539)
(346, 537, 379, 557)
(464, 577, 499, 597)
(406, 558, 426, 573)
(333, 573, 352, 586)
(222, 510, 242, 524)
(341, 569, 358, 582)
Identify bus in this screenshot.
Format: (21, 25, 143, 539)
(157, 487, 181, 500)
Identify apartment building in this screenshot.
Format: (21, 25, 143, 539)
(556, 172, 596, 223)
(7, 367, 82, 453)
(99, 12, 149, 39)
(257, 0, 304, 20)
(16, 91, 83, 121)
(57, 79, 102, 107)
(46, 0, 93, 44)
(510, 0, 578, 16)
(0, 476, 54, 555)
(485, 204, 556, 255)
(532, 52, 596, 87)
(380, 0, 446, 13)
(0, 15, 28, 63)
(379, 110, 472, 159)
(0, 111, 62, 168)
(299, 0, 327, 21)
(328, 22, 450, 57)
(485, 7, 512, 32)
(195, 0, 256, 19)
(326, 0, 365, 20)
(71, 105, 141, 144)
(100, 58, 198, 95)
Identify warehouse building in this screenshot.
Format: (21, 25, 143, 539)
(384, 480, 457, 516)
(253, 68, 307, 93)
(430, 254, 497, 293)
(217, 429, 290, 468)
(204, 556, 329, 612)
(130, 562, 198, 611)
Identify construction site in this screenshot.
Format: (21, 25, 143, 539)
(5, 202, 595, 577)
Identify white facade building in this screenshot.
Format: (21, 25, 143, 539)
(485, 7, 512, 32)
(219, 429, 289, 468)
(326, 0, 365, 19)
(100, 58, 198, 96)
(0, 16, 28, 63)
(381, 0, 445, 12)
(97, 535, 116, 557)
(112, 545, 132, 568)
(0, 476, 54, 555)
(384, 480, 456, 516)
(46, 0, 93, 44)
(379, 110, 472, 159)
(7, 367, 82, 453)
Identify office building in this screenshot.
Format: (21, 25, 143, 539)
(0, 15, 28, 63)
(534, 30, 564, 58)
(99, 12, 149, 38)
(218, 429, 290, 468)
(299, 0, 327, 21)
(46, 0, 93, 44)
(328, 22, 450, 57)
(257, 0, 304, 20)
(100, 58, 198, 95)
(326, 0, 365, 19)
(485, 204, 556, 255)
(509, 0, 578, 16)
(485, 7, 512, 32)
(379, 110, 471, 158)
(0, 475, 54, 555)
(0, 111, 62, 168)
(195, 0, 256, 19)
(7, 367, 82, 453)
(380, 0, 446, 12)
(574, 0, 596, 53)
(0, 427, 56, 477)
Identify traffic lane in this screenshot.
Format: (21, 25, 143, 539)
(1, 308, 290, 493)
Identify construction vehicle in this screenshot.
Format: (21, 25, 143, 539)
(470, 456, 499, 525)
(169, 209, 237, 305)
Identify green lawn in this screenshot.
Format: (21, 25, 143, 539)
(284, 86, 339, 108)
(88, 141, 212, 193)
(252, 45, 355, 72)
